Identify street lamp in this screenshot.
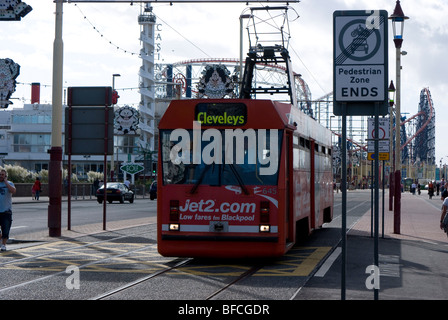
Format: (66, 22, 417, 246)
(389, 0, 409, 234)
(388, 80, 396, 210)
(389, 1, 409, 49)
(110, 74, 121, 182)
(388, 81, 396, 106)
(47, 0, 64, 237)
(388, 80, 396, 171)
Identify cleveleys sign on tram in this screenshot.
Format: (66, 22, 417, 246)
(333, 10, 388, 116)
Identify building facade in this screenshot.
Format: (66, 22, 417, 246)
(0, 103, 140, 181)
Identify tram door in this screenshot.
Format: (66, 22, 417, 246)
(285, 131, 294, 244)
(309, 139, 316, 230)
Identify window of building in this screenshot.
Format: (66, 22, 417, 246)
(12, 114, 52, 124)
(13, 134, 51, 153)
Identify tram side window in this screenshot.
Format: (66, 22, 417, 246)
(293, 135, 310, 170)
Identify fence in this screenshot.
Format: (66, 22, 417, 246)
(15, 183, 150, 199)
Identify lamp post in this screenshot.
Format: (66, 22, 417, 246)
(389, 0, 409, 234)
(388, 81, 395, 211)
(110, 73, 120, 182)
(48, 0, 63, 237)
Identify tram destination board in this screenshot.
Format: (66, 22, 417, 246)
(195, 102, 247, 126)
(333, 10, 388, 116)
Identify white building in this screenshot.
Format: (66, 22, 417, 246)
(0, 103, 140, 180)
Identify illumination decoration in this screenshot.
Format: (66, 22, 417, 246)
(0, 58, 20, 108)
(0, 0, 32, 21)
(114, 105, 140, 135)
(197, 64, 236, 99)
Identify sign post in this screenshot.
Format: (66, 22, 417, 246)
(65, 86, 114, 231)
(334, 10, 388, 300)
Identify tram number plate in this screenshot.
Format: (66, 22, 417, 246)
(209, 221, 228, 232)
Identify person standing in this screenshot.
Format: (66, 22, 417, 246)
(0, 169, 16, 251)
(441, 190, 448, 236)
(32, 177, 42, 200)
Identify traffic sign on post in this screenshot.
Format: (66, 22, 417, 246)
(333, 10, 388, 116)
(367, 117, 390, 161)
(367, 117, 390, 140)
(121, 163, 145, 175)
(333, 9, 388, 301)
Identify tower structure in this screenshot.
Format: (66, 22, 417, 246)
(413, 88, 435, 165)
(137, 4, 156, 154)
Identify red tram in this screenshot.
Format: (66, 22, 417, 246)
(157, 99, 333, 258)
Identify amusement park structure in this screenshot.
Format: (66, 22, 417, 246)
(150, 54, 436, 182)
(137, 4, 436, 183)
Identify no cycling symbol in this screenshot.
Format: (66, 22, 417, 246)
(336, 12, 385, 65)
(371, 127, 386, 140)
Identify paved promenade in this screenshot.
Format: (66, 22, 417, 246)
(349, 190, 448, 243)
(298, 190, 448, 300)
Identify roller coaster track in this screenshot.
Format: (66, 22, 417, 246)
(316, 88, 435, 166)
(157, 58, 312, 108)
(156, 56, 434, 166)
(401, 87, 434, 151)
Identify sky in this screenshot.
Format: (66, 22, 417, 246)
(1, 0, 447, 165)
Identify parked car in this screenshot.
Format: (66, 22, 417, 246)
(149, 181, 157, 200)
(96, 182, 134, 204)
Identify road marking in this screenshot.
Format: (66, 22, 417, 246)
(11, 226, 27, 230)
(314, 247, 341, 277)
(379, 254, 400, 278)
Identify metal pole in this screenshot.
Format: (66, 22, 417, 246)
(341, 103, 347, 300)
(67, 103, 72, 230)
(239, 14, 244, 94)
(374, 103, 380, 300)
(371, 160, 373, 237)
(103, 105, 109, 231)
(389, 97, 394, 211)
(48, 0, 63, 237)
(110, 74, 120, 182)
(382, 160, 385, 239)
(394, 45, 401, 234)
(239, 14, 251, 94)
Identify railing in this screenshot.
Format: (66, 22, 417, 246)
(15, 183, 151, 200)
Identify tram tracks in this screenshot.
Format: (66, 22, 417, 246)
(0, 228, 166, 296)
(0, 226, 260, 299)
(93, 261, 267, 300)
(0, 229, 151, 268)
(0, 224, 335, 300)
(1, 227, 267, 300)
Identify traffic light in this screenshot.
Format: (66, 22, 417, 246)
(112, 90, 119, 105)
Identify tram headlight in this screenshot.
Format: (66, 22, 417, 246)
(259, 225, 270, 233)
(169, 223, 180, 231)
